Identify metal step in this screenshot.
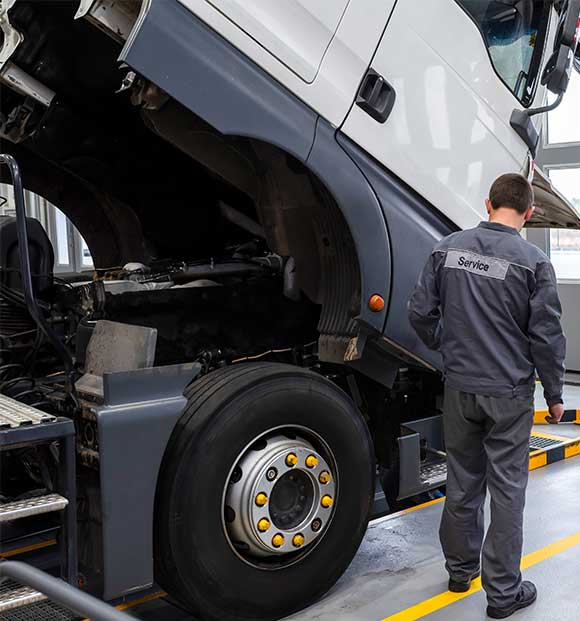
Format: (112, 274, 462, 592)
(419, 461, 447, 487)
(0, 495, 68, 524)
(0, 580, 46, 614)
(0, 396, 55, 429)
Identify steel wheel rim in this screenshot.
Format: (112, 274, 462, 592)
(222, 424, 338, 570)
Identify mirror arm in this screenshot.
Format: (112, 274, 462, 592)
(510, 92, 564, 157)
(510, 93, 564, 157)
(526, 91, 565, 117)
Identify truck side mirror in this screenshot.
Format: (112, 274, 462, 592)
(511, 0, 580, 154)
(541, 0, 580, 95)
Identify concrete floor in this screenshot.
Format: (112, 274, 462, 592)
(285, 453, 580, 621)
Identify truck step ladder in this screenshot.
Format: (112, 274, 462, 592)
(0, 561, 134, 621)
(419, 462, 448, 488)
(0, 597, 78, 621)
(0, 494, 69, 523)
(0, 580, 48, 614)
(0, 398, 57, 428)
(397, 417, 560, 500)
(0, 395, 77, 617)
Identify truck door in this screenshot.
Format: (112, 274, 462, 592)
(341, 0, 554, 230)
(201, 0, 351, 83)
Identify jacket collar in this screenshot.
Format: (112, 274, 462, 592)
(478, 221, 520, 236)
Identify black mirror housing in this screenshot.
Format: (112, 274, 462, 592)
(510, 110, 540, 157)
(542, 46, 573, 94)
(541, 0, 580, 93)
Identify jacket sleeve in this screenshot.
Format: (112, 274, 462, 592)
(408, 251, 443, 351)
(529, 261, 566, 407)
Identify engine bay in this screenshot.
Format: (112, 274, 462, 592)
(0, 215, 320, 403)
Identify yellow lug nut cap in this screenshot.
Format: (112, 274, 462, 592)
(321, 495, 334, 509)
(319, 471, 331, 484)
(292, 534, 305, 548)
(272, 534, 285, 548)
(255, 493, 268, 507)
(305, 455, 319, 469)
(257, 518, 271, 532)
(286, 453, 298, 467)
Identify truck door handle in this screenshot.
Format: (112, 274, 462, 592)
(356, 69, 396, 124)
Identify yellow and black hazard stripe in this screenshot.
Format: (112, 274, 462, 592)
(529, 431, 580, 471)
(534, 408, 580, 425)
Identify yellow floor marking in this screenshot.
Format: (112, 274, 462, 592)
(116, 591, 167, 611)
(371, 498, 445, 527)
(81, 591, 166, 621)
(380, 531, 580, 621)
(0, 539, 56, 558)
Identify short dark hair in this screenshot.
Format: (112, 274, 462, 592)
(489, 173, 534, 214)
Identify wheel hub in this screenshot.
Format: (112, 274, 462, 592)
(224, 433, 336, 558)
(270, 469, 314, 530)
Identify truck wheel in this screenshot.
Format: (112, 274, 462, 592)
(154, 362, 374, 621)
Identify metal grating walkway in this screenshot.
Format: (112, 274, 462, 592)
(529, 436, 562, 451)
(0, 580, 45, 614)
(0, 599, 80, 621)
(0, 396, 55, 429)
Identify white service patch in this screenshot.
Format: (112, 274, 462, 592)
(444, 249, 510, 280)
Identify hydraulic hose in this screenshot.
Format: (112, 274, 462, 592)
(0, 154, 76, 398)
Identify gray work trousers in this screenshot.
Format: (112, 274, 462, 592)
(439, 386, 534, 608)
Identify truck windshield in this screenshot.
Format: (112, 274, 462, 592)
(456, 0, 552, 107)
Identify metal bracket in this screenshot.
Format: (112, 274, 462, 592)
(0, 0, 23, 72)
(75, 0, 97, 19)
(75, 0, 140, 42)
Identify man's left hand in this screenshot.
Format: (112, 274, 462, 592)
(545, 403, 565, 424)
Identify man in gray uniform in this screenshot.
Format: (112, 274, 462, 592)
(408, 173, 566, 619)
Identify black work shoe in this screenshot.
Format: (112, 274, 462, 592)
(448, 571, 480, 593)
(487, 581, 537, 619)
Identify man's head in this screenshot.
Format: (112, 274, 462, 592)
(485, 173, 535, 230)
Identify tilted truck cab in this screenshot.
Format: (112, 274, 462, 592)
(0, 1, 579, 619)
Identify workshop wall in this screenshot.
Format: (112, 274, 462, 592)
(559, 283, 580, 372)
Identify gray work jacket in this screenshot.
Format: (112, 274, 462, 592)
(408, 221, 566, 406)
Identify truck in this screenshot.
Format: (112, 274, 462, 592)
(1, 1, 580, 620)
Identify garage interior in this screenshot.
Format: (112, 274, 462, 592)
(2, 1, 580, 621)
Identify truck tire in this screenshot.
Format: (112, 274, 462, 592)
(154, 362, 374, 621)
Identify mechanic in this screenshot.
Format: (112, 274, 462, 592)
(408, 173, 566, 619)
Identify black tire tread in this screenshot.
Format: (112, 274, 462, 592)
(155, 362, 372, 621)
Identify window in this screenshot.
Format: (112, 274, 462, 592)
(456, 0, 551, 106)
(54, 208, 71, 266)
(547, 168, 580, 280)
(0, 184, 93, 273)
(547, 70, 580, 145)
(81, 238, 93, 268)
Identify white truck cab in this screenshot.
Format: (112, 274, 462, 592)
(171, 0, 578, 230)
